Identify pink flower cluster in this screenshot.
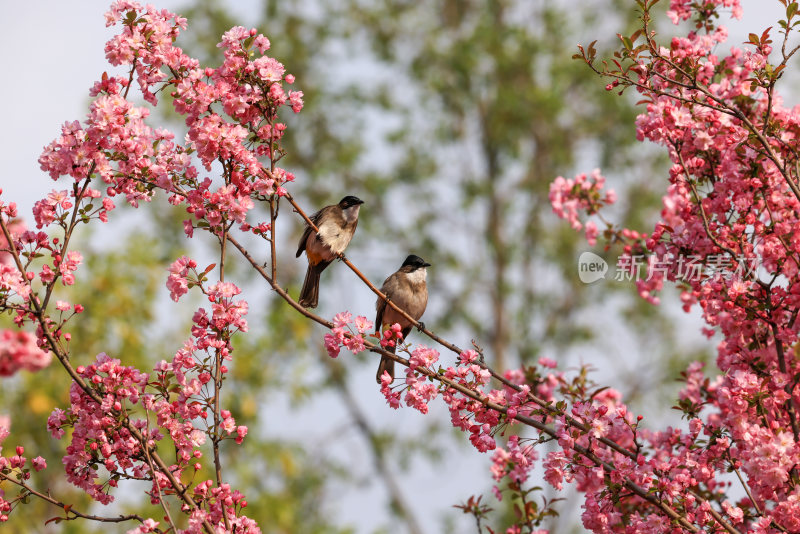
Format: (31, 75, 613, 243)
(184, 480, 260, 533)
(2, 1, 300, 531)
(0, 216, 23, 267)
(0, 330, 51, 376)
(543, 0, 800, 530)
(38, 0, 302, 252)
(666, 0, 742, 24)
(51, 353, 152, 504)
(166, 256, 197, 301)
(0, 429, 48, 523)
(0, 207, 31, 304)
(47, 266, 253, 521)
(379, 322, 404, 350)
(324, 311, 374, 358)
(549, 169, 616, 245)
(490, 435, 538, 490)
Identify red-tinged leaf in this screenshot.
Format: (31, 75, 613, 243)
(45, 517, 63, 526)
(748, 33, 760, 45)
(762, 26, 773, 43)
(63, 504, 72, 513)
(789, 2, 798, 18)
(202, 263, 217, 276)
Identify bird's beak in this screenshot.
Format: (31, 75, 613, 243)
(423, 262, 431, 267)
(356, 198, 365, 205)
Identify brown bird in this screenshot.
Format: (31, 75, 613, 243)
(296, 195, 364, 308)
(375, 254, 430, 383)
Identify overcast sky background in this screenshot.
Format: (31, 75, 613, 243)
(0, 1, 791, 532)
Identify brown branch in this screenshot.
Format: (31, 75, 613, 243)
(43, 172, 93, 311)
(282, 193, 654, 464)
(0, 216, 216, 534)
(142, 416, 178, 532)
(635, 13, 800, 205)
(212, 223, 231, 531)
(678, 154, 741, 261)
(770, 322, 800, 442)
(728, 455, 765, 520)
(284, 192, 466, 355)
(270, 197, 278, 281)
(123, 58, 137, 100)
(224, 232, 741, 534)
(0, 471, 144, 525)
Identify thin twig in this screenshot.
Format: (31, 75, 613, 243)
(0, 471, 144, 525)
(0, 216, 216, 534)
(225, 232, 740, 534)
(142, 414, 178, 532)
(770, 322, 800, 442)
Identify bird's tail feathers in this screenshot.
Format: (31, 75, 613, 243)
(299, 261, 329, 308)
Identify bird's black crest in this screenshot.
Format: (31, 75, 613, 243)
(402, 254, 431, 268)
(338, 195, 364, 208)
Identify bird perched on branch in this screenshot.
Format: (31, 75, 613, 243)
(375, 254, 430, 383)
(296, 195, 364, 308)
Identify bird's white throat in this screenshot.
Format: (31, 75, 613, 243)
(343, 205, 360, 224)
(406, 267, 427, 285)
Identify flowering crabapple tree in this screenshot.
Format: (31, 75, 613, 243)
(2, 0, 800, 533)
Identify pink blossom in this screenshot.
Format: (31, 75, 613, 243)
(0, 330, 51, 376)
(332, 311, 352, 328)
(31, 456, 46, 472)
(459, 350, 479, 364)
(324, 332, 341, 358)
(354, 315, 373, 333)
(166, 256, 196, 302)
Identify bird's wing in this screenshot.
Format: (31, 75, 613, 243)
(375, 274, 395, 330)
(295, 207, 325, 257)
